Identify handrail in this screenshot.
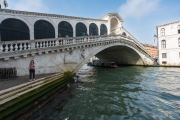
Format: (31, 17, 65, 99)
(121, 27, 152, 56)
(0, 34, 153, 58)
(110, 27, 121, 33)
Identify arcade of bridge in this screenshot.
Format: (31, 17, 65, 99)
(0, 9, 129, 42)
(0, 18, 107, 41)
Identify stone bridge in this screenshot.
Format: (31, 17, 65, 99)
(0, 35, 154, 76)
(0, 9, 155, 76)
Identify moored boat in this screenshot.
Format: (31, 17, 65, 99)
(87, 61, 118, 68)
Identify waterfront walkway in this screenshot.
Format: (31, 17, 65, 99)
(0, 73, 54, 91)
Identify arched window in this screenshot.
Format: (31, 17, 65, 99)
(100, 24, 107, 35)
(58, 21, 73, 37)
(0, 18, 30, 41)
(161, 28, 165, 36)
(122, 32, 127, 36)
(178, 25, 180, 34)
(76, 22, 87, 37)
(161, 40, 166, 49)
(178, 38, 180, 47)
(89, 23, 98, 36)
(110, 18, 118, 34)
(34, 20, 55, 39)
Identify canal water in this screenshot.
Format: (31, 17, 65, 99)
(37, 65, 180, 120)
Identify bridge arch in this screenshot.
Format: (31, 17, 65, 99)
(74, 43, 145, 73)
(89, 23, 98, 36)
(58, 21, 73, 37)
(0, 18, 30, 41)
(34, 20, 55, 39)
(100, 24, 107, 35)
(76, 22, 87, 37)
(0, 16, 32, 30)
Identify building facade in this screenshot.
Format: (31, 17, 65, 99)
(157, 20, 180, 66)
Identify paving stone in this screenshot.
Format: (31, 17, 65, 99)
(0, 73, 54, 91)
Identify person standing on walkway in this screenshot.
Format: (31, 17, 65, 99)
(29, 60, 35, 81)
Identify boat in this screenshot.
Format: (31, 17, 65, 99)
(104, 62, 118, 68)
(87, 61, 118, 68)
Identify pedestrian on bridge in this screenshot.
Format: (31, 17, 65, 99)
(58, 33, 61, 38)
(29, 60, 35, 81)
(82, 32, 85, 36)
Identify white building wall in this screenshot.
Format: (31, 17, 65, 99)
(157, 20, 180, 66)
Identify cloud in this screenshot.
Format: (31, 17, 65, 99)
(119, 0, 160, 19)
(12, 0, 49, 13)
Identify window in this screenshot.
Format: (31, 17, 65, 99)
(161, 40, 166, 48)
(178, 25, 180, 34)
(162, 53, 167, 58)
(179, 38, 180, 47)
(162, 61, 167, 64)
(122, 32, 126, 36)
(4, 0, 7, 7)
(161, 28, 165, 36)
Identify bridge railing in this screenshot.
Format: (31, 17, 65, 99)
(0, 34, 136, 54)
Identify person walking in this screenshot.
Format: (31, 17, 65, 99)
(29, 60, 35, 81)
(82, 32, 85, 36)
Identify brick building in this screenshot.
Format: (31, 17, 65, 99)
(142, 44, 158, 57)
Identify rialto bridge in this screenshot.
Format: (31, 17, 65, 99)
(0, 9, 154, 76)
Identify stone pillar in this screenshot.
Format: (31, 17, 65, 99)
(55, 26, 58, 38)
(98, 24, 100, 35)
(71, 21, 76, 37)
(73, 27, 76, 37)
(30, 26, 34, 40)
(108, 19, 111, 35)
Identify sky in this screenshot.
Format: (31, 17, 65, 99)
(7, 0, 180, 46)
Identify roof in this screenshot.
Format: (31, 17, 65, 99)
(157, 20, 180, 27)
(0, 9, 107, 22)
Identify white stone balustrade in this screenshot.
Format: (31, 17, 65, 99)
(0, 34, 150, 58)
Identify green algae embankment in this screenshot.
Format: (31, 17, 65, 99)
(0, 71, 75, 120)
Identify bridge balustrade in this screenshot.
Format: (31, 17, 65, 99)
(0, 35, 146, 55)
(75, 37, 86, 43)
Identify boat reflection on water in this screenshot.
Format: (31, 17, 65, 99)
(87, 60, 118, 68)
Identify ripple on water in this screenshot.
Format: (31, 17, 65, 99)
(54, 66, 180, 120)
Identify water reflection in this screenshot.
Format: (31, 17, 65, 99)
(54, 65, 180, 120)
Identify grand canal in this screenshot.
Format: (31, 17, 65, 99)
(35, 65, 180, 120)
